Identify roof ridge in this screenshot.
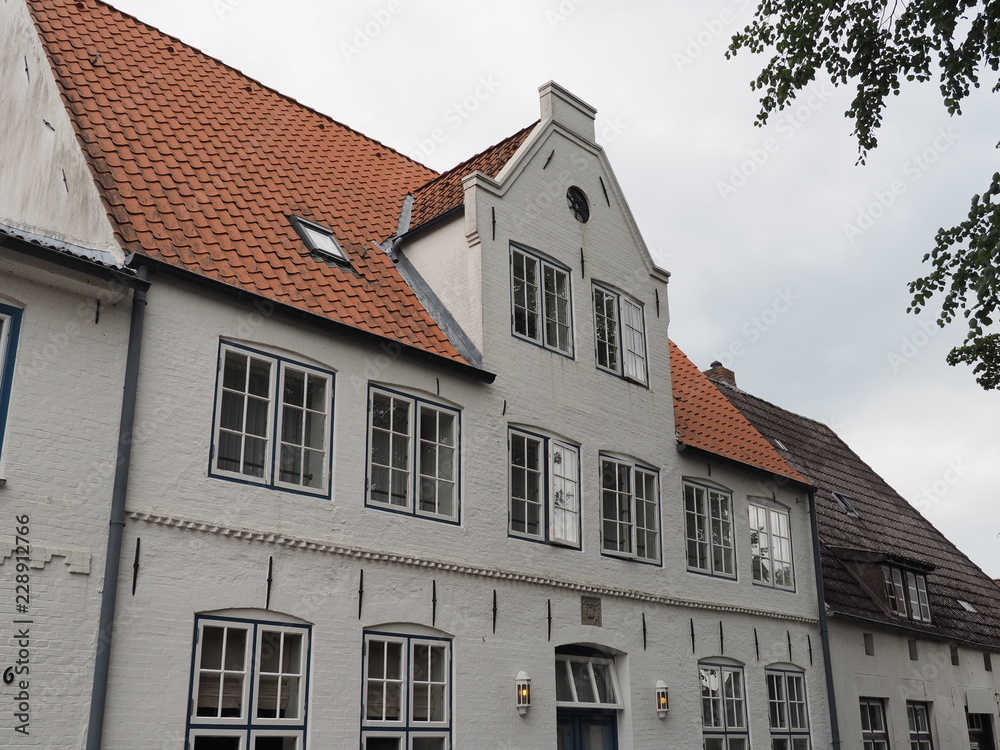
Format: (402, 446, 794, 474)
(76, 0, 439, 178)
(412, 121, 539, 196)
(712, 378, 835, 433)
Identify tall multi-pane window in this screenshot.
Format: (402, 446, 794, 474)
(362, 631, 451, 750)
(212, 343, 333, 495)
(0, 304, 22, 456)
(700, 663, 748, 749)
(685, 482, 736, 578)
(508, 428, 580, 547)
(860, 698, 890, 750)
(511, 246, 572, 355)
(767, 669, 810, 749)
(881, 565, 931, 622)
(907, 702, 934, 750)
(749, 502, 794, 589)
(187, 616, 309, 749)
(600, 457, 659, 563)
(367, 387, 460, 523)
(593, 285, 647, 384)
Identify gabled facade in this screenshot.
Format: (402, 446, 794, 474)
(0, 2, 836, 749)
(708, 363, 1000, 750)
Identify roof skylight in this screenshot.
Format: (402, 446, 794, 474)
(290, 215, 348, 264)
(831, 491, 860, 518)
(958, 600, 977, 613)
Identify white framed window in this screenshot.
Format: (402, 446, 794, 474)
(600, 457, 660, 563)
(212, 342, 333, 496)
(0, 304, 22, 456)
(767, 669, 810, 749)
(362, 632, 451, 750)
(510, 245, 573, 356)
(860, 698, 890, 750)
(554, 654, 622, 709)
(907, 702, 933, 750)
(508, 428, 581, 547)
(749, 502, 794, 590)
(700, 662, 748, 750)
(881, 565, 931, 622)
(593, 284, 647, 384)
(685, 482, 736, 578)
(188, 616, 309, 749)
(367, 387, 460, 523)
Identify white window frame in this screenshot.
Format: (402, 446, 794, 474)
(366, 387, 461, 523)
(600, 456, 660, 563)
(881, 565, 931, 622)
(211, 342, 333, 496)
(187, 616, 309, 749)
(766, 669, 810, 750)
(860, 698, 890, 750)
(508, 427, 581, 548)
(554, 655, 623, 709)
(592, 284, 647, 385)
(362, 632, 452, 750)
(685, 481, 736, 579)
(700, 662, 749, 750)
(749, 501, 795, 590)
(510, 245, 573, 356)
(907, 702, 933, 750)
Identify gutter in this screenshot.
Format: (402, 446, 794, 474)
(86, 263, 148, 750)
(810, 488, 841, 749)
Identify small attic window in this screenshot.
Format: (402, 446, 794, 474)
(959, 600, 977, 613)
(290, 215, 348, 264)
(831, 491, 860, 518)
(566, 186, 590, 223)
(772, 438, 788, 451)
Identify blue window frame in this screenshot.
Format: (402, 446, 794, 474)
(186, 614, 310, 750)
(210, 341, 334, 497)
(362, 631, 452, 750)
(510, 244, 574, 357)
(366, 386, 461, 524)
(508, 427, 581, 548)
(0, 302, 23, 456)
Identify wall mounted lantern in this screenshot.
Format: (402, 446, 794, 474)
(655, 680, 669, 718)
(516, 671, 531, 716)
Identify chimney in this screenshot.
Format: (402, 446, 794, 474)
(703, 360, 736, 387)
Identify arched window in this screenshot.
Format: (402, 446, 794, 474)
(765, 664, 811, 749)
(699, 659, 747, 749)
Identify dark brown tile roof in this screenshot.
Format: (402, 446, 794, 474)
(714, 378, 1000, 646)
(408, 123, 538, 230)
(669, 342, 805, 483)
(28, 0, 471, 363)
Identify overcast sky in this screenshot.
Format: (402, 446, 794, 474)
(105, 0, 999, 577)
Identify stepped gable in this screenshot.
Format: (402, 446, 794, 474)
(27, 0, 471, 363)
(716, 378, 1000, 646)
(669, 341, 805, 483)
(409, 123, 538, 230)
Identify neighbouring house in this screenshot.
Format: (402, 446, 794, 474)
(707, 362, 1000, 750)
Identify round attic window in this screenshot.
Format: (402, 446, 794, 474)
(566, 186, 590, 223)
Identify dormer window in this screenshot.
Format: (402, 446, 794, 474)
(881, 565, 931, 622)
(290, 215, 348, 264)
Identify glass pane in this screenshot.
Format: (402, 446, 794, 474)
(592, 663, 616, 704)
(220, 391, 245, 431)
(197, 674, 222, 716)
(260, 632, 281, 673)
(257, 675, 279, 717)
(254, 737, 297, 750)
(281, 405, 303, 443)
(222, 674, 244, 716)
(386, 643, 402, 679)
(223, 352, 247, 390)
(363, 740, 401, 750)
(201, 627, 225, 669)
(248, 359, 271, 397)
(284, 369, 304, 407)
(555, 660, 573, 702)
(306, 374, 327, 411)
(246, 397, 269, 437)
(305, 412, 325, 449)
(194, 737, 242, 750)
(226, 629, 246, 670)
(372, 394, 391, 429)
(570, 661, 595, 703)
(412, 739, 445, 750)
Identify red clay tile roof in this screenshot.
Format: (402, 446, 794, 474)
(715, 379, 1000, 646)
(27, 0, 471, 363)
(669, 341, 805, 483)
(409, 123, 538, 230)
